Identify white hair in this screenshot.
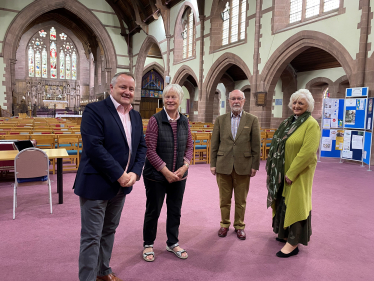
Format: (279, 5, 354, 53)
(288, 89, 315, 112)
(228, 90, 245, 99)
(162, 84, 184, 103)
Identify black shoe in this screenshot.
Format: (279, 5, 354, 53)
(276, 247, 299, 258)
(276, 237, 287, 243)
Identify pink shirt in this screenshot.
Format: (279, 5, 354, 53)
(110, 95, 132, 172)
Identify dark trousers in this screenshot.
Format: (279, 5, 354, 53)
(143, 178, 186, 247)
(78, 189, 126, 281)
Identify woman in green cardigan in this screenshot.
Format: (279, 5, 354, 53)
(266, 89, 321, 258)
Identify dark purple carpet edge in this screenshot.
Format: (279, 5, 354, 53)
(0, 158, 373, 281)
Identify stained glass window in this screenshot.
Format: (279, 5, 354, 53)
(66, 54, 71, 79)
(28, 27, 78, 80)
(35, 51, 41, 77)
(50, 41, 57, 78)
(28, 46, 34, 77)
(50, 27, 56, 40)
(42, 48, 47, 78)
(72, 52, 77, 80)
(222, 0, 246, 46)
(141, 70, 164, 98)
(59, 50, 65, 79)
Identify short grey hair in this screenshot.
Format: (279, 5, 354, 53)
(110, 72, 136, 87)
(228, 90, 245, 99)
(288, 89, 315, 112)
(162, 84, 184, 103)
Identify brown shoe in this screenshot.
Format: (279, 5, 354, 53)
(218, 227, 229, 237)
(96, 273, 123, 281)
(235, 229, 246, 240)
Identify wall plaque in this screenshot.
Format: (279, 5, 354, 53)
(255, 92, 267, 106)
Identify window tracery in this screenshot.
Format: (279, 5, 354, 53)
(222, 0, 247, 46)
(27, 27, 78, 80)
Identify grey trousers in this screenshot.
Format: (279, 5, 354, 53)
(78, 189, 126, 281)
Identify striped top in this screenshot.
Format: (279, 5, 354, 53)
(145, 115, 193, 172)
(231, 111, 242, 139)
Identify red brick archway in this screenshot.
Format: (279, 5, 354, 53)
(134, 35, 165, 110)
(142, 62, 165, 78)
(172, 65, 199, 88)
(2, 0, 117, 110)
(201, 52, 252, 122)
(259, 31, 354, 95)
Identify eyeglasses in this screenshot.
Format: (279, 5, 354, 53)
(229, 97, 244, 101)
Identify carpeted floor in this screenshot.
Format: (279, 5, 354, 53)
(0, 159, 373, 281)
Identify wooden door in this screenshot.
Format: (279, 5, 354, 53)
(140, 97, 163, 119)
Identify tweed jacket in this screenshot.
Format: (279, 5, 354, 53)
(210, 111, 261, 175)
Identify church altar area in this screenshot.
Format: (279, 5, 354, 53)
(43, 100, 68, 109)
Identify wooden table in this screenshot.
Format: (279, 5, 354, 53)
(0, 148, 69, 204)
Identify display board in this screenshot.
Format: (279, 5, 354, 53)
(344, 98, 367, 129)
(363, 132, 372, 165)
(366, 97, 374, 130)
(320, 98, 345, 158)
(346, 87, 368, 97)
(341, 130, 364, 161)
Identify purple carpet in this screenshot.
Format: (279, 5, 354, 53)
(0, 159, 373, 280)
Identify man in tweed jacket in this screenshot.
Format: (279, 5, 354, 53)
(210, 89, 261, 240)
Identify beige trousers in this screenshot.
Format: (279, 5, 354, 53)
(217, 170, 250, 229)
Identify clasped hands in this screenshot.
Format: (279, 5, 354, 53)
(161, 165, 188, 183)
(117, 171, 137, 187)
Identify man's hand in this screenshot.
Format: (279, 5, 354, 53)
(250, 169, 257, 177)
(117, 172, 130, 187)
(160, 166, 180, 183)
(285, 175, 292, 185)
(174, 165, 188, 180)
(210, 167, 216, 176)
(124, 172, 137, 187)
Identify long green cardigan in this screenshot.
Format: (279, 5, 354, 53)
(272, 116, 321, 228)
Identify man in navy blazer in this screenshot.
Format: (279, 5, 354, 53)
(74, 72, 146, 281)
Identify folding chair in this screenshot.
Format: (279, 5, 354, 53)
(13, 147, 52, 219)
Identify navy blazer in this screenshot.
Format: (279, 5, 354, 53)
(73, 97, 147, 200)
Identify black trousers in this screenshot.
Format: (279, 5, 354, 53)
(143, 177, 186, 247)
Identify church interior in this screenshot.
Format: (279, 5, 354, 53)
(0, 0, 373, 280)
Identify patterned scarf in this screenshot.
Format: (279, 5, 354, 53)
(266, 111, 311, 208)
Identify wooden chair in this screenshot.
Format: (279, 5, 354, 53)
(3, 134, 30, 140)
(56, 135, 80, 171)
(263, 131, 274, 160)
(260, 131, 267, 160)
(192, 133, 211, 164)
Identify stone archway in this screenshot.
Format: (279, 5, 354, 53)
(256, 31, 354, 128)
(259, 31, 354, 95)
(2, 0, 118, 110)
(240, 85, 251, 113)
(134, 35, 165, 110)
(142, 62, 165, 78)
(172, 65, 199, 121)
(172, 65, 199, 87)
(333, 75, 350, 98)
(201, 52, 252, 122)
(305, 77, 334, 123)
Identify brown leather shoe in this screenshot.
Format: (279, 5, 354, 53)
(235, 229, 246, 240)
(218, 227, 229, 237)
(96, 273, 123, 281)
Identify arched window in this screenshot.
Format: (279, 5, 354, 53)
(222, 0, 246, 46)
(290, 0, 340, 24)
(181, 9, 195, 59)
(27, 27, 78, 80)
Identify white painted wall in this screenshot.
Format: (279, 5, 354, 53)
(297, 67, 346, 88)
(144, 57, 165, 68)
(180, 86, 190, 113)
(258, 1, 361, 73)
(272, 79, 283, 118)
(217, 83, 227, 115)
